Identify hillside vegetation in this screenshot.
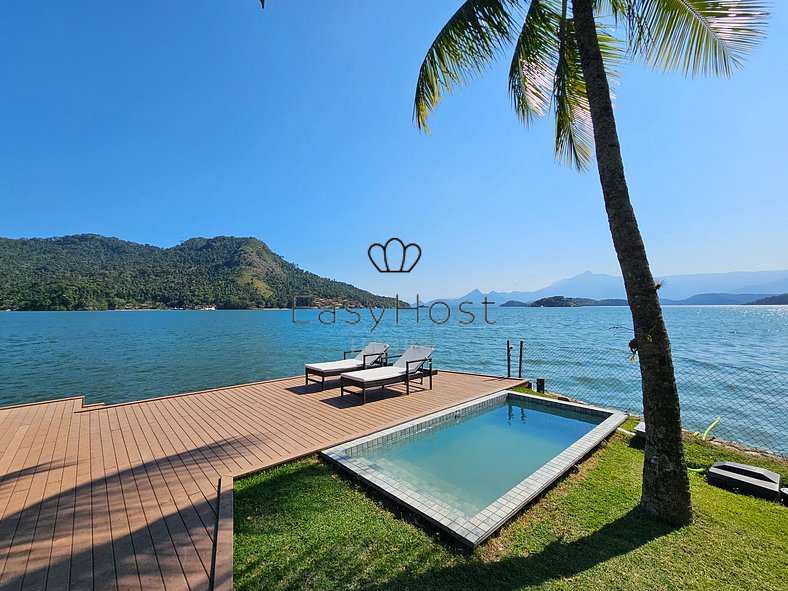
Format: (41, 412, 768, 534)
(0, 234, 397, 311)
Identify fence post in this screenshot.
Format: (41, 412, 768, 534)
(506, 340, 511, 378)
(518, 340, 523, 379)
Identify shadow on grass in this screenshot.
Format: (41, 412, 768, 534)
(364, 507, 678, 591)
(628, 435, 646, 451)
(235, 460, 339, 527)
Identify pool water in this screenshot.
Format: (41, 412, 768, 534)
(352, 398, 604, 518)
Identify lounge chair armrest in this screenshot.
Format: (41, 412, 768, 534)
(384, 353, 402, 366)
(361, 352, 385, 368)
(405, 357, 432, 374)
(343, 349, 363, 360)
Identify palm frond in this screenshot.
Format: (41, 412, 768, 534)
(553, 13, 595, 170)
(596, 23, 627, 104)
(414, 0, 521, 132)
(597, 23, 627, 79)
(509, 0, 624, 169)
(508, 0, 560, 125)
(620, 1, 769, 76)
(597, 0, 653, 50)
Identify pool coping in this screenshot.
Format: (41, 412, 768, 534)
(322, 390, 628, 548)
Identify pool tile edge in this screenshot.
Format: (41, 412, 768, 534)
(321, 389, 628, 549)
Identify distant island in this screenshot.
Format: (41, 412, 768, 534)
(499, 293, 788, 308)
(0, 235, 400, 311)
(746, 293, 788, 305)
(665, 292, 774, 305)
(502, 296, 628, 308)
(500, 300, 531, 307)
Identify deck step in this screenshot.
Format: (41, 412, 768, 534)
(80, 401, 105, 410)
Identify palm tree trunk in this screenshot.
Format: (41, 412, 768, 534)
(570, 0, 692, 525)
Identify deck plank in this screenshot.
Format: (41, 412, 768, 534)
(133, 401, 220, 546)
(88, 409, 118, 591)
(0, 402, 61, 586)
(44, 403, 82, 590)
(69, 410, 94, 590)
(118, 405, 191, 591)
(0, 371, 522, 589)
(19, 400, 76, 591)
(106, 408, 165, 591)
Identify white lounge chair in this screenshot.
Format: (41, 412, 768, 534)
(304, 342, 389, 390)
(340, 345, 434, 404)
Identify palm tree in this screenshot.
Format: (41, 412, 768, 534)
(414, 0, 768, 525)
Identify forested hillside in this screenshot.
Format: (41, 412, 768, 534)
(0, 235, 397, 310)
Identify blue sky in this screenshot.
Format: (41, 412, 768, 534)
(1, 1, 786, 300)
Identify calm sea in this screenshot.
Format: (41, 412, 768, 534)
(1, 306, 786, 453)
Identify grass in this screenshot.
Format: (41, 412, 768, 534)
(510, 385, 552, 398)
(619, 416, 641, 432)
(234, 434, 788, 591)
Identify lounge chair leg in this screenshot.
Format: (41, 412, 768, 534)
(406, 377, 410, 396)
(321, 375, 325, 391)
(341, 384, 344, 397)
(305, 370, 308, 386)
(362, 385, 366, 404)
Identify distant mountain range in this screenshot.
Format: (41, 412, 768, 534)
(434, 270, 788, 307)
(0, 235, 399, 311)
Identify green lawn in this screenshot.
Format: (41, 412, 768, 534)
(234, 435, 788, 591)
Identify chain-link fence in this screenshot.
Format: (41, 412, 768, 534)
(510, 341, 788, 456)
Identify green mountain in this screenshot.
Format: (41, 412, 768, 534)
(0, 234, 398, 311)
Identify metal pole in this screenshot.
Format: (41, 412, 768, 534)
(506, 340, 511, 378)
(518, 340, 523, 379)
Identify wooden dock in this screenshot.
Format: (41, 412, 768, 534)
(0, 371, 523, 590)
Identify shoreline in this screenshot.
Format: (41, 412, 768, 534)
(3, 303, 787, 313)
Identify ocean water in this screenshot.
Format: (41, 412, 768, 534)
(355, 397, 603, 517)
(0, 305, 786, 452)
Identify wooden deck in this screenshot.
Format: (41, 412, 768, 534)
(0, 371, 523, 590)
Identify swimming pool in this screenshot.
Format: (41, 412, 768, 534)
(322, 390, 627, 547)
